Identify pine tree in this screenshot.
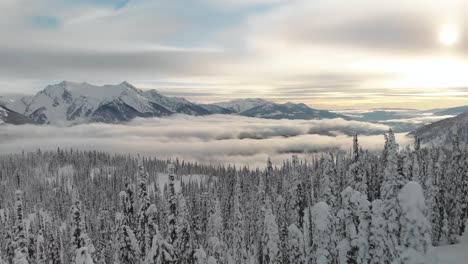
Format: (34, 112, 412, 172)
(310, 202, 337, 264)
(286, 155, 306, 229)
(337, 187, 370, 264)
(432, 149, 446, 244)
(47, 232, 62, 264)
(368, 199, 388, 264)
(397, 182, 431, 264)
(194, 247, 207, 264)
(262, 203, 280, 264)
(146, 232, 175, 264)
(317, 155, 337, 209)
(176, 197, 193, 264)
(117, 225, 140, 264)
(75, 247, 94, 264)
(380, 129, 405, 262)
(348, 135, 368, 195)
(70, 201, 84, 261)
(446, 132, 465, 244)
(287, 224, 306, 264)
(231, 173, 247, 263)
(167, 164, 178, 247)
(206, 200, 223, 262)
(137, 159, 152, 257)
(14, 190, 29, 264)
(36, 229, 45, 264)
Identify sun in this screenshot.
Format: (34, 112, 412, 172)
(438, 24, 459, 46)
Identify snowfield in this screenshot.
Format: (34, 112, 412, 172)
(435, 225, 468, 264)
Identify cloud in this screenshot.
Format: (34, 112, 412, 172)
(3, 0, 468, 110)
(0, 115, 410, 167)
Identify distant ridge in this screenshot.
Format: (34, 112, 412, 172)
(4, 81, 348, 125)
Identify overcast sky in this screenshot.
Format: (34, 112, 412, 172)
(2, 0, 468, 109)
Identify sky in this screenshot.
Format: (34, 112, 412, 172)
(3, 0, 468, 109)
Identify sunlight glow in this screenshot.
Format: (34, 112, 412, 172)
(438, 24, 459, 46)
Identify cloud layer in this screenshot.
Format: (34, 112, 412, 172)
(3, 0, 468, 109)
(0, 115, 411, 167)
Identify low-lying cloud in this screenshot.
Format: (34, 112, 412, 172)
(0, 115, 411, 167)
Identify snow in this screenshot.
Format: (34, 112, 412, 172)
(398, 181, 426, 213)
(74, 247, 94, 264)
(0, 106, 9, 124)
(214, 98, 271, 113)
(7, 81, 189, 125)
(434, 222, 468, 264)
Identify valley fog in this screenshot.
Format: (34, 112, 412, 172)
(0, 114, 412, 167)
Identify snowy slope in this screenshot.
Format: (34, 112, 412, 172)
(241, 102, 348, 120)
(0, 105, 33, 125)
(212, 99, 348, 120)
(143, 90, 210, 115)
(410, 111, 468, 145)
(434, 223, 468, 264)
(213, 98, 273, 113)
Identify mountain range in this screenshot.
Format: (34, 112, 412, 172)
(3, 81, 468, 133)
(2, 81, 346, 125)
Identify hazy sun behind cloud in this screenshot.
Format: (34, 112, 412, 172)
(2, 0, 468, 110)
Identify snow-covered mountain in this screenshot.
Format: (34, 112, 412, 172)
(410, 111, 468, 146)
(6, 81, 209, 125)
(0, 105, 33, 125)
(4, 82, 354, 125)
(213, 98, 272, 113)
(211, 99, 347, 120)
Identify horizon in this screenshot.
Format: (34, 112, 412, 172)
(3, 79, 468, 111)
(3, 0, 468, 110)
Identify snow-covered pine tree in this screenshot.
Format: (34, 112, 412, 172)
(286, 155, 306, 230)
(337, 187, 371, 264)
(206, 199, 223, 262)
(275, 195, 289, 264)
(446, 132, 465, 244)
(231, 173, 247, 264)
(287, 224, 306, 264)
(176, 196, 193, 264)
(317, 155, 337, 210)
(380, 129, 406, 262)
(432, 149, 446, 244)
(46, 231, 61, 264)
(167, 164, 178, 247)
(36, 229, 45, 264)
(368, 199, 388, 264)
(255, 170, 267, 264)
(397, 181, 431, 264)
(70, 201, 84, 262)
(348, 134, 368, 195)
(137, 158, 152, 257)
(193, 247, 207, 264)
(117, 225, 140, 264)
(265, 158, 274, 200)
(262, 202, 280, 264)
(120, 177, 136, 228)
(4, 231, 16, 264)
(146, 231, 176, 264)
(74, 247, 94, 264)
(310, 202, 337, 264)
(14, 190, 29, 264)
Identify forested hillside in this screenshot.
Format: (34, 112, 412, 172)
(0, 130, 467, 264)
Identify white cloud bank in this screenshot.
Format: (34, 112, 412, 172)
(0, 115, 411, 167)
